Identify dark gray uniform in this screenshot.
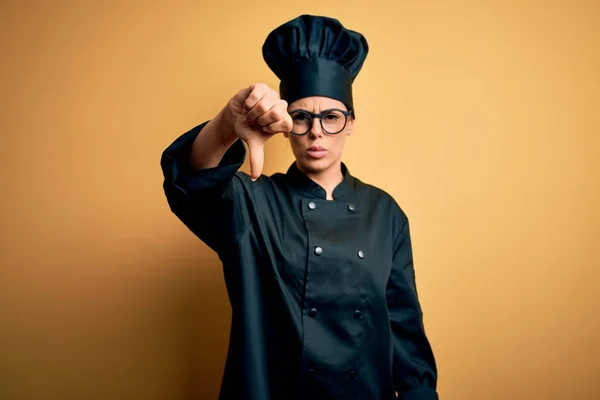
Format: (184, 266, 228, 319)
(161, 122, 438, 400)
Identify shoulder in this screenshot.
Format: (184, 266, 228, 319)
(353, 176, 407, 218)
(352, 176, 410, 240)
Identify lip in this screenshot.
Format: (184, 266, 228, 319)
(306, 147, 327, 159)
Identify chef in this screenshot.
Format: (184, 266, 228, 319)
(161, 14, 438, 400)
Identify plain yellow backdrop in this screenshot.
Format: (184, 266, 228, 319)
(1, 1, 599, 399)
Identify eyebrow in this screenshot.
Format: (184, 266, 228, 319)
(289, 107, 347, 113)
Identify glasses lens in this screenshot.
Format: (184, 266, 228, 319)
(289, 110, 348, 135)
(321, 110, 346, 134)
(290, 111, 311, 135)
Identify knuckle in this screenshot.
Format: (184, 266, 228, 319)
(253, 83, 269, 93)
(284, 116, 293, 130)
(256, 114, 268, 126)
(247, 91, 261, 103)
(275, 100, 287, 112)
(270, 108, 283, 121)
(255, 101, 269, 113)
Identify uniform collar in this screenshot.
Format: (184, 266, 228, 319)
(285, 161, 355, 200)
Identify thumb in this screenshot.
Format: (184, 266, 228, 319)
(246, 139, 265, 181)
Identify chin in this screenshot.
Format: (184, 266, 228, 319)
(297, 156, 335, 174)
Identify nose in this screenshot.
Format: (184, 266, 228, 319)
(308, 117, 323, 138)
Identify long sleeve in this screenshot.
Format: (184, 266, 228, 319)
(386, 209, 438, 400)
(160, 121, 252, 259)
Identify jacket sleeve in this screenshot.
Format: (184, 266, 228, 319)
(387, 208, 438, 400)
(160, 121, 252, 259)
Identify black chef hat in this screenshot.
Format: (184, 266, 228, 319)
(262, 15, 369, 117)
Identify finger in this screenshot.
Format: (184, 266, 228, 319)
(245, 89, 279, 122)
(262, 112, 293, 134)
(232, 86, 252, 106)
(246, 139, 265, 181)
(255, 99, 289, 127)
(245, 89, 279, 121)
(243, 83, 270, 114)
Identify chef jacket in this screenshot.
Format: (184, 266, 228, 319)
(160, 121, 438, 400)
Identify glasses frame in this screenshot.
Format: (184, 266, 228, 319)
(288, 108, 352, 136)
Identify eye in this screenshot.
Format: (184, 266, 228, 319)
(324, 113, 339, 121)
(291, 113, 311, 122)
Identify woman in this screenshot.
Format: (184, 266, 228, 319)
(161, 14, 438, 400)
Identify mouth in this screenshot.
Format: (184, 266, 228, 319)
(306, 146, 327, 159)
(308, 146, 326, 151)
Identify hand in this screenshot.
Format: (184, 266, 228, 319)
(226, 83, 293, 180)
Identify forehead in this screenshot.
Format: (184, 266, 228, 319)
(287, 96, 347, 111)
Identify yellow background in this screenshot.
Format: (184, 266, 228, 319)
(1, 1, 599, 399)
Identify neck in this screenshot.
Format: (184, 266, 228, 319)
(298, 160, 344, 200)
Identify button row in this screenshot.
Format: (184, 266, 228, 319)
(307, 308, 362, 319)
(314, 246, 364, 259)
(307, 202, 357, 212)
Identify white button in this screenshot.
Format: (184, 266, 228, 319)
(315, 246, 323, 255)
(357, 250, 364, 259)
(308, 202, 316, 210)
(348, 204, 356, 211)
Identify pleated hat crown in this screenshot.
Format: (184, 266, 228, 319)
(262, 15, 369, 116)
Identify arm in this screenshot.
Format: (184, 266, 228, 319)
(190, 83, 292, 178)
(160, 119, 251, 258)
(188, 105, 239, 170)
(387, 210, 438, 400)
(160, 84, 292, 257)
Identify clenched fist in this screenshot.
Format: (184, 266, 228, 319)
(226, 83, 293, 180)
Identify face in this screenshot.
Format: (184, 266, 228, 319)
(285, 96, 354, 176)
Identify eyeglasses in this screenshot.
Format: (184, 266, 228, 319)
(288, 108, 352, 136)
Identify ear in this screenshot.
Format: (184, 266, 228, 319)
(346, 117, 355, 135)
